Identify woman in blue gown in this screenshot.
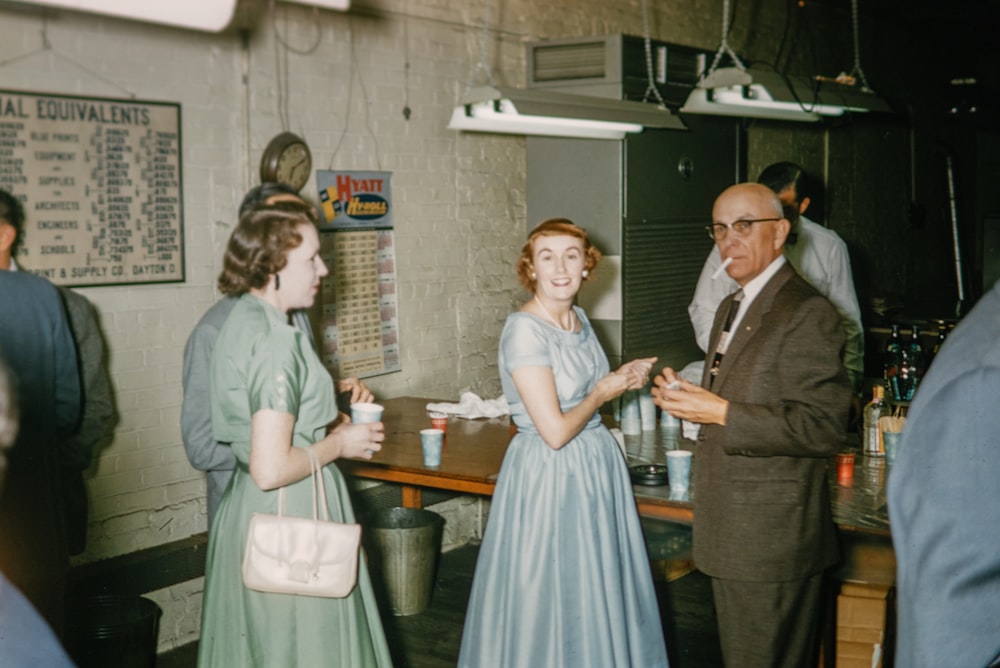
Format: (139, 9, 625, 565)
(458, 219, 669, 668)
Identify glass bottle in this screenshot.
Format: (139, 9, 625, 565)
(927, 324, 948, 370)
(905, 324, 924, 400)
(863, 385, 886, 456)
(883, 324, 903, 401)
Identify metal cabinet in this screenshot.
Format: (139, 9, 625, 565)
(527, 115, 744, 369)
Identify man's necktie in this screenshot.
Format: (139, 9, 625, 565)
(709, 289, 744, 388)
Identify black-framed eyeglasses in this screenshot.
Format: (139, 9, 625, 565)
(705, 218, 782, 241)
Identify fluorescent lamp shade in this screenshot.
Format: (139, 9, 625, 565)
(448, 85, 685, 140)
(681, 66, 892, 123)
(14, 0, 238, 31)
(449, 100, 641, 140)
(279, 0, 350, 10)
(682, 87, 824, 122)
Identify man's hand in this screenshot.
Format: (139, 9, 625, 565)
(652, 369, 729, 426)
(337, 377, 374, 404)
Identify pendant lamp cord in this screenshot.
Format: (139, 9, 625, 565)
(463, 5, 497, 97)
(640, 0, 668, 107)
(706, 0, 747, 76)
(848, 0, 874, 92)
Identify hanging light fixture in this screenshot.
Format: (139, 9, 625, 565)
(13, 0, 238, 32)
(447, 8, 685, 140)
(681, 0, 891, 122)
(448, 85, 685, 140)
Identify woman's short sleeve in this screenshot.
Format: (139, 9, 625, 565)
(500, 315, 551, 372)
(245, 329, 306, 417)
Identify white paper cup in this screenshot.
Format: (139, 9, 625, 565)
(639, 394, 656, 431)
(660, 408, 680, 428)
(351, 402, 384, 424)
(619, 390, 641, 435)
(666, 450, 693, 492)
(884, 431, 902, 465)
(420, 428, 444, 467)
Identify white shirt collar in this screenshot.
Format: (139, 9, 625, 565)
(728, 255, 786, 333)
(741, 255, 786, 303)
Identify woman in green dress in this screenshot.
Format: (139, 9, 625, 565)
(197, 208, 392, 667)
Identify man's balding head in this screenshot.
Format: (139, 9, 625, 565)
(712, 183, 790, 286)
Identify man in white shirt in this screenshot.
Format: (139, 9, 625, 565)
(688, 162, 864, 396)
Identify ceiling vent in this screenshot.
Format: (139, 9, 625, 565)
(526, 35, 710, 109)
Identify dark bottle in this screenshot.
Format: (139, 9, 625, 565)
(904, 324, 924, 400)
(927, 324, 948, 370)
(883, 324, 904, 401)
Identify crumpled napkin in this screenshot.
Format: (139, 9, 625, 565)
(426, 392, 510, 419)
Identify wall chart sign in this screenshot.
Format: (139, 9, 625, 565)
(316, 169, 392, 230)
(312, 170, 400, 379)
(0, 89, 183, 287)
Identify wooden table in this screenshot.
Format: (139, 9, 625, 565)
(341, 396, 895, 584)
(337, 397, 508, 509)
(337, 396, 696, 522)
(340, 397, 892, 531)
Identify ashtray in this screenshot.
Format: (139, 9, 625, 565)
(630, 464, 668, 486)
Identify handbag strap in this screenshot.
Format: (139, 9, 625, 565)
(275, 446, 331, 522)
(305, 446, 331, 523)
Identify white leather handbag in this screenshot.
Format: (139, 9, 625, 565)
(242, 447, 361, 598)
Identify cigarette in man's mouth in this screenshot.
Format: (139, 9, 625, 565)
(711, 256, 733, 280)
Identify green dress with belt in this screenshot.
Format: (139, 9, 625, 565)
(197, 294, 391, 667)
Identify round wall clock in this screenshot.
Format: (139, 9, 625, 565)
(259, 131, 312, 192)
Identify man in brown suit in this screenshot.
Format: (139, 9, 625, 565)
(652, 183, 850, 667)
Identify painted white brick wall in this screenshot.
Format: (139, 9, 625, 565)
(0, 0, 855, 652)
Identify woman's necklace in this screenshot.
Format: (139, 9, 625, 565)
(534, 295, 576, 332)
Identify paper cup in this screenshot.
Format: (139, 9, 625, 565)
(619, 390, 641, 435)
(429, 411, 448, 432)
(351, 402, 384, 424)
(883, 432, 902, 465)
(836, 452, 856, 486)
(666, 450, 693, 492)
(639, 394, 656, 431)
(420, 428, 444, 467)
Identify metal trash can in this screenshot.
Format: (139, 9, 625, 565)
(64, 594, 162, 668)
(363, 507, 445, 616)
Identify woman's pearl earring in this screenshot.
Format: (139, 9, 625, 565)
(582, 269, 589, 278)
(531, 272, 536, 279)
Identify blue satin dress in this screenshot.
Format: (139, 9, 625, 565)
(458, 308, 669, 668)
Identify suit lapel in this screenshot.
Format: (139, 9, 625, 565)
(708, 263, 796, 391)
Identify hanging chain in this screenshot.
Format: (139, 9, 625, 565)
(707, 0, 747, 75)
(849, 0, 873, 91)
(641, 0, 668, 106)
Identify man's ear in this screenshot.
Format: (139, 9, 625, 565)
(774, 218, 792, 250)
(798, 196, 811, 215)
